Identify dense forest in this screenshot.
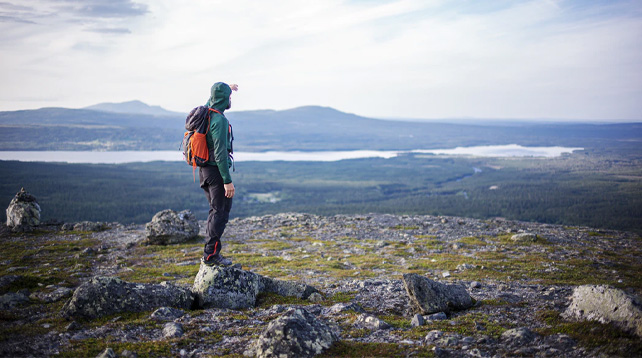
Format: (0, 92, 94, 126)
(1, 148, 640, 234)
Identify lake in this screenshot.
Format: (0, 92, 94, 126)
(0, 145, 583, 164)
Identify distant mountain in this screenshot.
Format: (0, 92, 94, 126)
(84, 100, 184, 117)
(0, 103, 640, 152)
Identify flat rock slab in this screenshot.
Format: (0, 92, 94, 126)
(402, 273, 473, 314)
(193, 263, 319, 309)
(563, 285, 642, 337)
(251, 308, 337, 358)
(61, 276, 193, 319)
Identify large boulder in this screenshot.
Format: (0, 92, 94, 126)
(6, 188, 40, 232)
(250, 308, 337, 358)
(402, 273, 473, 314)
(563, 285, 642, 337)
(61, 276, 193, 319)
(193, 264, 261, 309)
(192, 263, 319, 309)
(144, 209, 199, 245)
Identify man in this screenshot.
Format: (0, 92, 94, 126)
(200, 82, 238, 266)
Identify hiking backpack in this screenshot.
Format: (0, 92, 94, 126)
(181, 106, 220, 168)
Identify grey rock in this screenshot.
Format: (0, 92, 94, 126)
(322, 302, 366, 315)
(425, 312, 448, 321)
(402, 273, 473, 314)
(0, 275, 21, 290)
(96, 348, 116, 358)
(151, 306, 185, 321)
(511, 233, 537, 242)
(424, 330, 444, 344)
(61, 223, 75, 231)
(144, 209, 199, 245)
(61, 276, 193, 319)
(192, 264, 261, 309)
(192, 263, 319, 309)
(73, 221, 107, 232)
(251, 308, 337, 358)
(6, 188, 40, 232)
(355, 314, 391, 330)
(120, 350, 138, 358)
(411, 313, 425, 327)
(163, 322, 184, 338)
(65, 321, 81, 331)
(563, 284, 642, 337)
(456, 263, 477, 271)
(501, 327, 538, 346)
(259, 275, 319, 299)
(0, 292, 29, 310)
(308, 292, 324, 303)
(470, 281, 482, 289)
(30, 286, 73, 303)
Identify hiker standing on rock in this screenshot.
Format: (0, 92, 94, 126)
(200, 82, 238, 266)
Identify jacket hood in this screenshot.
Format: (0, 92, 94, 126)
(206, 82, 232, 112)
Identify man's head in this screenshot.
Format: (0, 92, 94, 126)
(207, 82, 232, 112)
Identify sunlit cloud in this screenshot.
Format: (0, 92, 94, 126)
(0, 0, 640, 121)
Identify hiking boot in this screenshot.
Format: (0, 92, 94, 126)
(202, 253, 233, 267)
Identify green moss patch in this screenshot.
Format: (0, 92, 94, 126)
(319, 341, 434, 358)
(536, 310, 642, 357)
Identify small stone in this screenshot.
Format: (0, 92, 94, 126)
(151, 307, 185, 321)
(355, 314, 391, 330)
(120, 350, 137, 358)
(501, 327, 538, 346)
(424, 330, 444, 344)
(442, 271, 451, 278)
(403, 274, 473, 314)
(510, 233, 537, 242)
(457, 263, 477, 271)
(411, 313, 425, 327)
(425, 312, 448, 321)
(470, 281, 482, 289)
(308, 292, 324, 303)
(162, 322, 184, 338)
(95, 348, 117, 358)
(322, 302, 365, 315)
(65, 321, 81, 331)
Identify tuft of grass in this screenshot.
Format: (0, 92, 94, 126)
(318, 341, 435, 358)
(536, 310, 642, 356)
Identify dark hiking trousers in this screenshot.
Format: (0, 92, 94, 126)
(199, 165, 232, 257)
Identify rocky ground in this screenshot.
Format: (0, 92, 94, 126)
(0, 213, 641, 357)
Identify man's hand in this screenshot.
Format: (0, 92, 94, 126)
(229, 83, 238, 91)
(224, 183, 235, 198)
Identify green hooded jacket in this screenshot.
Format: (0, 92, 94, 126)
(205, 82, 233, 184)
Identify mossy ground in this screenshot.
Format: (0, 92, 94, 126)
(1, 222, 641, 356)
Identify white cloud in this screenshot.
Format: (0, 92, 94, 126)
(0, 0, 641, 120)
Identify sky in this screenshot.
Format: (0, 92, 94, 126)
(0, 0, 641, 121)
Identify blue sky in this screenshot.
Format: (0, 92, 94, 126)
(0, 0, 641, 121)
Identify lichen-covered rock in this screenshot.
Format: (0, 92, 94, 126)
(501, 327, 538, 346)
(61, 276, 193, 319)
(259, 274, 319, 299)
(192, 263, 319, 309)
(162, 322, 184, 338)
(30, 286, 73, 303)
(402, 273, 473, 314)
(563, 285, 642, 337)
(144, 209, 199, 245)
(151, 307, 185, 321)
(321, 302, 366, 316)
(73, 221, 108, 232)
(251, 308, 337, 358)
(192, 263, 261, 309)
(511, 233, 537, 242)
(96, 348, 116, 358)
(6, 188, 40, 232)
(355, 314, 391, 330)
(0, 292, 30, 310)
